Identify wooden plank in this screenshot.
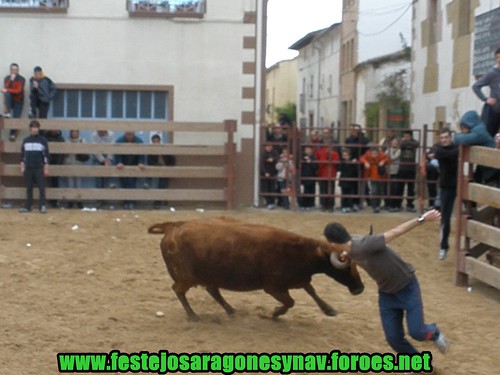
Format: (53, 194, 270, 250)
(465, 257, 500, 290)
(469, 146, 500, 169)
(468, 183, 500, 209)
(0, 119, 226, 132)
(3, 188, 226, 201)
(2, 142, 226, 156)
(466, 220, 500, 249)
(1, 164, 226, 178)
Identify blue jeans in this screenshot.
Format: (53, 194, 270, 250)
(379, 276, 439, 353)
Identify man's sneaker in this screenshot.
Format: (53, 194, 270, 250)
(434, 332, 449, 354)
(39, 206, 47, 214)
(3, 112, 11, 118)
(439, 249, 448, 260)
(19, 207, 32, 213)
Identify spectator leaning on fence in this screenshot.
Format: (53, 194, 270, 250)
(359, 146, 390, 214)
(92, 129, 116, 189)
(298, 145, 318, 210)
(114, 131, 145, 210)
(260, 143, 279, 209)
(63, 129, 89, 209)
(399, 130, 419, 212)
(275, 148, 295, 210)
(387, 138, 403, 212)
(146, 134, 176, 209)
(345, 124, 369, 210)
(338, 148, 358, 213)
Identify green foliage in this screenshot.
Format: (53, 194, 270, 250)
(364, 102, 380, 127)
(274, 102, 296, 124)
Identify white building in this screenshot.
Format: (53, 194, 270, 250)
(289, 23, 342, 129)
(411, 0, 500, 133)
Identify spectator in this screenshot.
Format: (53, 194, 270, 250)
(19, 120, 49, 214)
(2, 63, 25, 141)
(434, 128, 459, 260)
(146, 134, 176, 209)
(360, 146, 390, 213)
(114, 131, 145, 210)
(298, 146, 317, 209)
(260, 143, 279, 209)
(275, 148, 295, 209)
(399, 130, 419, 212)
(454, 110, 497, 185)
(43, 129, 65, 208)
(472, 48, 500, 137)
(379, 128, 397, 152)
(267, 123, 288, 154)
(338, 149, 358, 213)
(323, 209, 449, 355)
(63, 129, 89, 208)
(345, 124, 370, 210)
(91, 129, 116, 189)
(315, 144, 339, 212)
(29, 66, 57, 119)
(387, 138, 402, 212)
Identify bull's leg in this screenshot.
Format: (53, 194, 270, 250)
(206, 287, 235, 315)
(303, 283, 336, 316)
(264, 289, 295, 319)
(171, 283, 200, 322)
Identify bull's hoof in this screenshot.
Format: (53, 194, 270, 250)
(323, 308, 337, 317)
(187, 314, 201, 322)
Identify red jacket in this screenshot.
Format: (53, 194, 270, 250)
(3, 74, 25, 102)
(314, 147, 339, 178)
(359, 150, 390, 180)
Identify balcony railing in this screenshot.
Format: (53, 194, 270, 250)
(128, 0, 205, 18)
(0, 0, 68, 10)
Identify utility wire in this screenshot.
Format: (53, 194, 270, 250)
(357, 1, 414, 36)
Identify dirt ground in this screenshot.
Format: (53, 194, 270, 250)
(0, 207, 499, 375)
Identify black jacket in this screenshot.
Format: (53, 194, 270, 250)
(21, 134, 50, 169)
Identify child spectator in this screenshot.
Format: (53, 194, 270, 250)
(260, 143, 279, 209)
(276, 148, 295, 209)
(387, 138, 402, 212)
(147, 134, 176, 209)
(360, 146, 390, 213)
(314, 145, 339, 212)
(299, 146, 317, 209)
(338, 149, 358, 213)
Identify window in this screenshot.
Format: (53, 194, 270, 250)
(128, 0, 206, 18)
(0, 0, 68, 10)
(51, 89, 169, 120)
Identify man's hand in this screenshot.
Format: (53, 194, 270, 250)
(43, 165, 49, 177)
(486, 97, 497, 107)
(422, 209, 441, 222)
(116, 163, 124, 169)
(138, 163, 145, 170)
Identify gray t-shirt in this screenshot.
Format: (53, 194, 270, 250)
(348, 235, 415, 294)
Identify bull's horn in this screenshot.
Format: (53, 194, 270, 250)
(330, 253, 350, 269)
(369, 225, 373, 235)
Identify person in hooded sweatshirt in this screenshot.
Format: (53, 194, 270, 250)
(455, 110, 497, 185)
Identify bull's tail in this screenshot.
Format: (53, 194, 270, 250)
(148, 221, 185, 234)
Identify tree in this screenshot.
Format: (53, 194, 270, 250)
(274, 102, 296, 125)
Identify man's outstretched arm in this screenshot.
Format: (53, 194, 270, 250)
(384, 209, 441, 244)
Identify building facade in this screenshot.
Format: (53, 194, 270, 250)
(411, 0, 500, 134)
(265, 58, 297, 124)
(289, 23, 342, 130)
(0, 0, 268, 206)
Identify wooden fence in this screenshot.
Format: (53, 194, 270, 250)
(455, 145, 500, 289)
(0, 118, 236, 209)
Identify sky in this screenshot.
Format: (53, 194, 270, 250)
(266, 0, 343, 68)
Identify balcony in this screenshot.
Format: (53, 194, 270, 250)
(0, 0, 68, 12)
(128, 0, 205, 18)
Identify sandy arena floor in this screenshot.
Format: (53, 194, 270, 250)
(0, 207, 499, 375)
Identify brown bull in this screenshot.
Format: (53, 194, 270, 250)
(148, 217, 364, 321)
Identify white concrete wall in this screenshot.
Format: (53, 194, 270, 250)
(411, 0, 500, 131)
(0, 0, 258, 138)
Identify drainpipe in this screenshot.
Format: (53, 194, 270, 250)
(313, 43, 322, 128)
(253, 0, 267, 207)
